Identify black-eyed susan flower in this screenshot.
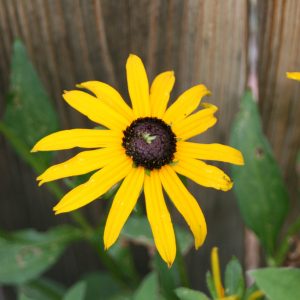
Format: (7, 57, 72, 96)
(32, 54, 244, 266)
(287, 72, 300, 81)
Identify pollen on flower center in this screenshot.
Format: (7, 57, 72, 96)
(122, 117, 177, 170)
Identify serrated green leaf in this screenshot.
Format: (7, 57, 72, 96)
(18, 277, 65, 300)
(175, 287, 209, 300)
(224, 257, 244, 297)
(63, 281, 86, 300)
(230, 90, 289, 255)
(1, 40, 59, 170)
(120, 216, 193, 254)
(250, 268, 300, 300)
(0, 226, 81, 284)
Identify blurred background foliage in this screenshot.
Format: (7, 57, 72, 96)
(0, 1, 300, 300)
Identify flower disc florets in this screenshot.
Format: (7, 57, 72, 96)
(122, 117, 177, 170)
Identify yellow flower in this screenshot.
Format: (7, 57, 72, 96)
(286, 72, 300, 81)
(32, 54, 244, 266)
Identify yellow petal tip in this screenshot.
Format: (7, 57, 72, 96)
(30, 147, 38, 153)
(103, 240, 112, 251)
(286, 72, 300, 81)
(37, 180, 44, 187)
(225, 180, 234, 191)
(53, 206, 64, 215)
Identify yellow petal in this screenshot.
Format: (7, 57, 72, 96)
(173, 155, 233, 191)
(247, 290, 265, 300)
(163, 84, 210, 124)
(144, 170, 176, 267)
(53, 156, 132, 214)
(31, 129, 122, 152)
(159, 165, 207, 248)
(37, 147, 124, 185)
(126, 54, 150, 118)
(104, 167, 144, 249)
(211, 247, 225, 298)
(76, 81, 134, 122)
(63, 90, 129, 130)
(177, 142, 244, 165)
(172, 103, 217, 140)
(150, 71, 175, 118)
(286, 72, 300, 81)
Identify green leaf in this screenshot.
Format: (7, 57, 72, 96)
(243, 284, 261, 300)
(224, 257, 245, 297)
(0, 226, 81, 284)
(18, 277, 65, 300)
(153, 254, 178, 300)
(230, 90, 289, 255)
(206, 271, 217, 299)
(108, 242, 139, 286)
(4, 40, 59, 151)
(80, 272, 123, 300)
(250, 268, 300, 300)
(175, 287, 209, 300)
(63, 281, 86, 300)
(133, 272, 162, 300)
(120, 216, 193, 254)
(1, 39, 59, 170)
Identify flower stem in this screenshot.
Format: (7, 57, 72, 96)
(39, 178, 134, 285)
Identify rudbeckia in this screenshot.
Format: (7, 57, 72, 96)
(32, 54, 244, 266)
(287, 72, 300, 81)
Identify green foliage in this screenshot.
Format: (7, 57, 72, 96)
(108, 241, 139, 286)
(1, 40, 59, 169)
(224, 257, 245, 297)
(205, 271, 217, 299)
(76, 272, 125, 300)
(250, 268, 300, 300)
(63, 281, 86, 300)
(0, 226, 81, 284)
(230, 90, 289, 255)
(153, 254, 179, 300)
(120, 215, 193, 254)
(133, 272, 162, 300)
(242, 284, 262, 300)
(175, 287, 209, 300)
(18, 278, 65, 300)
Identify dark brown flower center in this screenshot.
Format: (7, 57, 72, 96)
(122, 117, 177, 170)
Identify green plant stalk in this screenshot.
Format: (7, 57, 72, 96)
(274, 216, 300, 266)
(47, 182, 138, 287)
(0, 121, 136, 285)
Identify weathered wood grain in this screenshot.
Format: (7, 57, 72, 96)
(258, 0, 300, 179)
